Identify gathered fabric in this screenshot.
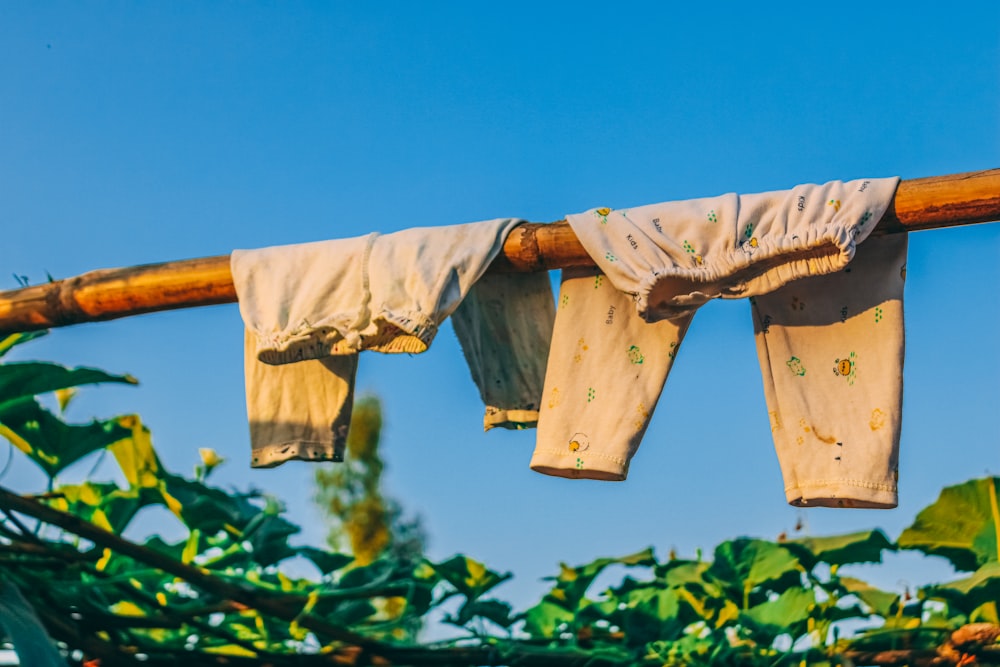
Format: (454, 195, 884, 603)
(534, 177, 906, 508)
(232, 218, 554, 467)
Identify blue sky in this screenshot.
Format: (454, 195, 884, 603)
(1, 3, 998, 612)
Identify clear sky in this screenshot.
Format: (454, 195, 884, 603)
(1, 3, 998, 613)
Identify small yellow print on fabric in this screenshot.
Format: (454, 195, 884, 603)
(870, 408, 886, 431)
(833, 352, 857, 385)
(828, 199, 841, 212)
(548, 387, 561, 409)
(595, 207, 611, 224)
(634, 403, 649, 431)
(573, 338, 589, 364)
(768, 411, 782, 433)
(568, 433, 589, 452)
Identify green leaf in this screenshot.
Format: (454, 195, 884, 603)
(44, 481, 152, 534)
(0, 399, 131, 478)
(522, 599, 574, 638)
(159, 473, 260, 533)
(838, 576, 900, 617)
(741, 587, 815, 638)
(786, 529, 895, 567)
(0, 361, 137, 412)
(431, 555, 511, 601)
(706, 539, 803, 604)
(0, 332, 48, 358)
(450, 598, 515, 628)
(543, 548, 657, 611)
(298, 547, 354, 575)
(925, 562, 1000, 613)
(898, 477, 1000, 571)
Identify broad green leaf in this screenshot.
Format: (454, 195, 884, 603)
(838, 576, 899, 617)
(0, 331, 48, 358)
(298, 547, 353, 575)
(655, 559, 712, 588)
(44, 481, 151, 534)
(925, 562, 1000, 613)
(522, 599, 574, 637)
(0, 399, 131, 478)
(0, 579, 66, 667)
(450, 598, 515, 628)
(431, 555, 511, 601)
(706, 539, 803, 604)
(0, 361, 136, 412)
(159, 473, 260, 533)
(543, 548, 656, 611)
(786, 529, 895, 567)
(741, 587, 815, 638)
(617, 586, 688, 646)
(898, 477, 1000, 571)
(108, 415, 163, 488)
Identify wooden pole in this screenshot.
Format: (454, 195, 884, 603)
(1, 169, 997, 335)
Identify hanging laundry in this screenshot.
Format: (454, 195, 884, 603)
(752, 233, 906, 508)
(451, 271, 555, 431)
(231, 219, 554, 467)
(534, 178, 905, 509)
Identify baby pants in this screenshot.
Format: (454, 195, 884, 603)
(534, 178, 906, 507)
(232, 219, 554, 467)
(752, 233, 907, 508)
(451, 271, 555, 430)
(530, 266, 692, 479)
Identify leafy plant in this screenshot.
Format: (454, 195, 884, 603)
(0, 332, 995, 666)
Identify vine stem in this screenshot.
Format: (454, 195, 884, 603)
(989, 478, 1000, 562)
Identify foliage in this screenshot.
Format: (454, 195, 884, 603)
(0, 332, 995, 666)
(313, 395, 425, 566)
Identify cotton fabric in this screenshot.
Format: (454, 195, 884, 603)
(536, 178, 905, 507)
(451, 271, 555, 430)
(232, 218, 552, 467)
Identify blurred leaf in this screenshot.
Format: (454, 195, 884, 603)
(0, 362, 136, 412)
(44, 481, 152, 534)
(0, 399, 131, 478)
(0, 331, 48, 358)
(0, 580, 66, 667)
(522, 599, 574, 638)
(298, 547, 354, 575)
(925, 562, 1000, 613)
(108, 415, 163, 488)
(450, 598, 515, 628)
(838, 576, 900, 617)
(431, 554, 511, 602)
(706, 539, 803, 604)
(741, 587, 815, 638)
(544, 548, 656, 611)
(898, 477, 1000, 571)
(786, 530, 895, 567)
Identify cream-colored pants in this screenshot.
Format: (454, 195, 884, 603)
(233, 219, 554, 467)
(533, 178, 906, 508)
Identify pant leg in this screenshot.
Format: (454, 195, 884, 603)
(451, 272, 556, 430)
(751, 234, 907, 508)
(244, 329, 358, 468)
(531, 267, 694, 480)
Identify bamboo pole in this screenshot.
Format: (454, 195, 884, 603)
(1, 169, 997, 335)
